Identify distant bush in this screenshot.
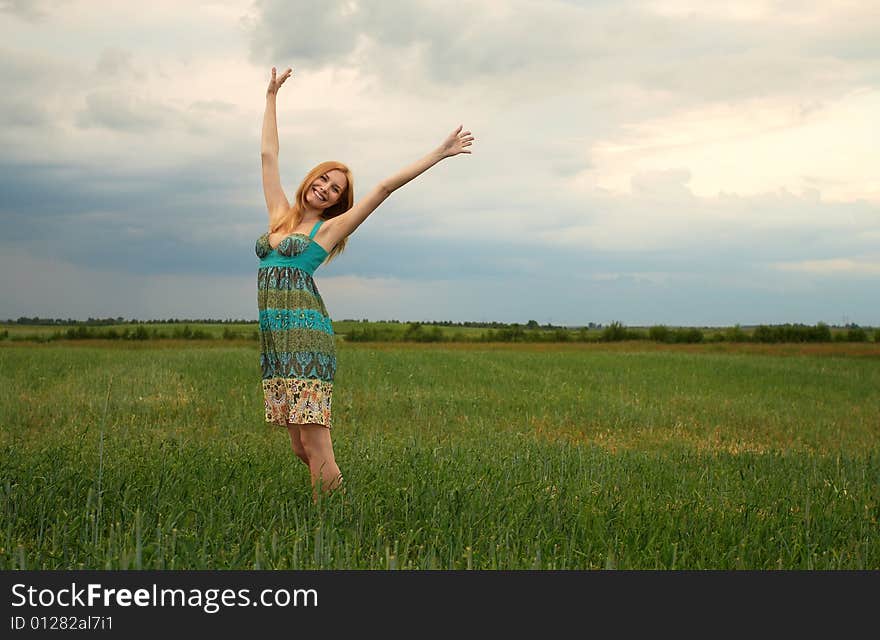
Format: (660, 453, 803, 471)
(170, 325, 211, 340)
(492, 325, 525, 342)
(814, 323, 833, 341)
(402, 323, 444, 342)
(724, 325, 748, 342)
(752, 323, 831, 343)
(648, 325, 670, 342)
(0, 329, 7, 340)
(648, 325, 703, 343)
(669, 328, 704, 343)
(133, 326, 150, 340)
(552, 328, 570, 342)
(601, 321, 641, 342)
(11, 333, 48, 342)
(845, 326, 868, 342)
(344, 325, 397, 342)
(66, 326, 93, 339)
(481, 327, 564, 342)
(752, 325, 774, 343)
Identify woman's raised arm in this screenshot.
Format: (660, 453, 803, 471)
(261, 67, 293, 225)
(320, 125, 474, 248)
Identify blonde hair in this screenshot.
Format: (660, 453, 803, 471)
(270, 161, 353, 263)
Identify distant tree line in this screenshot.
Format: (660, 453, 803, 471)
(2, 318, 876, 344)
(338, 318, 585, 330)
(2, 325, 258, 342)
(343, 321, 877, 344)
(5, 317, 253, 325)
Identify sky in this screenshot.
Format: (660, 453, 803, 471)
(1, 0, 878, 327)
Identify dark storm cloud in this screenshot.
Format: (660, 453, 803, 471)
(2, 152, 876, 285)
(0, 157, 260, 276)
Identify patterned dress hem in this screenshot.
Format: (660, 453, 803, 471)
(262, 377, 333, 429)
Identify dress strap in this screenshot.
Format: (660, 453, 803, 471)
(309, 220, 324, 239)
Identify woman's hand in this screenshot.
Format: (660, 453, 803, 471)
(266, 66, 292, 98)
(436, 125, 475, 158)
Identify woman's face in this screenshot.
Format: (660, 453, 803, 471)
(305, 169, 347, 210)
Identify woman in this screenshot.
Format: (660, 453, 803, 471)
(257, 66, 474, 499)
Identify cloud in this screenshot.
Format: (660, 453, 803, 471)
(0, 155, 261, 278)
(771, 258, 880, 277)
(582, 89, 880, 201)
(1, 100, 51, 127)
(0, 46, 84, 137)
(94, 47, 145, 80)
(630, 168, 693, 199)
(0, 0, 72, 23)
(75, 90, 173, 132)
(189, 100, 237, 114)
(3, 146, 878, 290)
(0, 246, 258, 320)
(1, 0, 878, 325)
(250, 0, 879, 108)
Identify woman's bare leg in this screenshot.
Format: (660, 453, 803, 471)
(299, 423, 342, 500)
(286, 423, 310, 466)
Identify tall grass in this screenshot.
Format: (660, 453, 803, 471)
(1, 343, 878, 569)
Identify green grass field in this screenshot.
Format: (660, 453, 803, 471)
(1, 341, 878, 569)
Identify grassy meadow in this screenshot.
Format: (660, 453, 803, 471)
(1, 339, 878, 569)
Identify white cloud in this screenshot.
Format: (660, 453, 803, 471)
(771, 258, 880, 277)
(582, 89, 880, 202)
(642, 0, 880, 29)
(0, 0, 72, 23)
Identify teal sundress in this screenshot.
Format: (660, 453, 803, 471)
(255, 220, 336, 427)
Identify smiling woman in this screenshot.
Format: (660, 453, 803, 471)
(256, 66, 475, 501)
